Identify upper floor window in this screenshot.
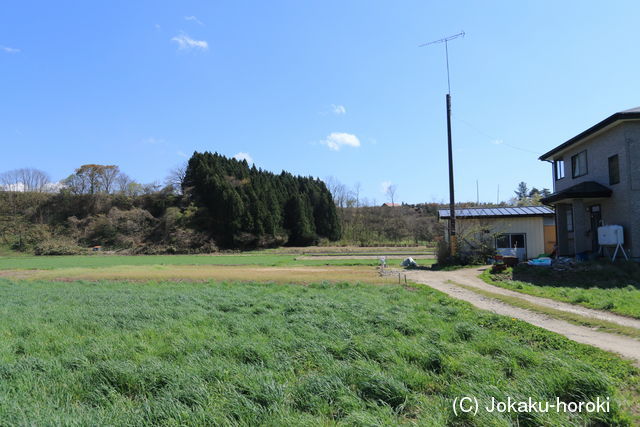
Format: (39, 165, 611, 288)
(554, 158, 565, 180)
(571, 150, 588, 178)
(608, 154, 620, 185)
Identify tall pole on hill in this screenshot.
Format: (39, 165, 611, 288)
(420, 31, 464, 256)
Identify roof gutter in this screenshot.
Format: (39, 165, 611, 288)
(538, 111, 640, 161)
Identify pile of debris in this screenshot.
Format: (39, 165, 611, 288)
(401, 257, 418, 268)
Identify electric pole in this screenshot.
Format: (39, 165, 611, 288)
(420, 31, 464, 256)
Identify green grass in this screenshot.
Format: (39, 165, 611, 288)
(0, 279, 637, 425)
(450, 280, 640, 340)
(0, 245, 30, 257)
(0, 254, 426, 270)
(482, 266, 640, 319)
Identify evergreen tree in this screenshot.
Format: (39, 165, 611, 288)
(183, 151, 340, 248)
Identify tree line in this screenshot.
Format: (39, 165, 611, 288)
(0, 157, 551, 254)
(184, 152, 340, 247)
(0, 152, 341, 253)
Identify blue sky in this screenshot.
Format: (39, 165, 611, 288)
(1, 1, 639, 204)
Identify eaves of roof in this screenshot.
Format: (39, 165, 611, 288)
(539, 108, 640, 161)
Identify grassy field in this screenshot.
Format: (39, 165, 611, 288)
(6, 265, 399, 285)
(482, 264, 640, 319)
(259, 246, 436, 255)
(0, 278, 638, 425)
(0, 253, 436, 270)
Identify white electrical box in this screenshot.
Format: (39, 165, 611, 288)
(598, 225, 624, 246)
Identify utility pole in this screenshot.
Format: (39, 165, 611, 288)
(420, 31, 464, 256)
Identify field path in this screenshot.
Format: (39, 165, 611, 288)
(296, 255, 435, 260)
(402, 267, 640, 366)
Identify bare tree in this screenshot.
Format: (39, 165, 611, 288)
(324, 176, 351, 208)
(141, 182, 161, 195)
(116, 173, 133, 194)
(165, 162, 188, 195)
(385, 184, 398, 205)
(100, 165, 120, 194)
(114, 173, 145, 196)
(353, 182, 362, 208)
(0, 168, 51, 192)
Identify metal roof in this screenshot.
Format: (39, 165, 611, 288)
(438, 206, 554, 219)
(540, 181, 612, 205)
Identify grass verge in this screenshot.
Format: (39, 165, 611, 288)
(481, 266, 640, 319)
(448, 280, 640, 340)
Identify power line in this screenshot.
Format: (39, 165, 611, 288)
(454, 115, 542, 155)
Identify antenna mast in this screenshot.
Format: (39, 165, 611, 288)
(420, 31, 464, 256)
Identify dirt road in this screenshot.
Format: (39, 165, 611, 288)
(296, 255, 435, 260)
(402, 267, 640, 366)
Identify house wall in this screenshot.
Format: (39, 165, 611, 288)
(551, 121, 640, 258)
(448, 216, 550, 260)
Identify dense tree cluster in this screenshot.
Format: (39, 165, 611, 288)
(184, 152, 340, 247)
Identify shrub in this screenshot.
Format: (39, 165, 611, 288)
(435, 239, 490, 268)
(34, 237, 83, 256)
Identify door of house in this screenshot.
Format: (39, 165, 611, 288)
(589, 205, 602, 251)
(495, 233, 527, 261)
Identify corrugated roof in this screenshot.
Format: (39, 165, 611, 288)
(438, 206, 554, 219)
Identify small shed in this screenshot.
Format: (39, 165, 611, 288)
(438, 206, 556, 261)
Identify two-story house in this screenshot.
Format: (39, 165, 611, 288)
(539, 107, 640, 260)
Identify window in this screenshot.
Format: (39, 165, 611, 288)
(496, 235, 510, 248)
(554, 158, 565, 180)
(495, 233, 526, 249)
(510, 234, 525, 249)
(566, 207, 574, 232)
(608, 154, 620, 185)
(571, 150, 588, 178)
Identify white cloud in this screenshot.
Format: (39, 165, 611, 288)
(491, 139, 504, 145)
(184, 16, 204, 25)
(321, 132, 360, 151)
(1, 181, 63, 193)
(1, 46, 20, 54)
(331, 104, 346, 115)
(177, 151, 189, 158)
(171, 34, 208, 51)
(380, 181, 393, 194)
(44, 181, 64, 192)
(2, 182, 25, 191)
(233, 152, 254, 164)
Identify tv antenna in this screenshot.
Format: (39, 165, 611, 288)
(420, 31, 465, 256)
(419, 31, 464, 94)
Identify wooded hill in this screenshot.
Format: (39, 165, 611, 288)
(0, 152, 341, 254)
